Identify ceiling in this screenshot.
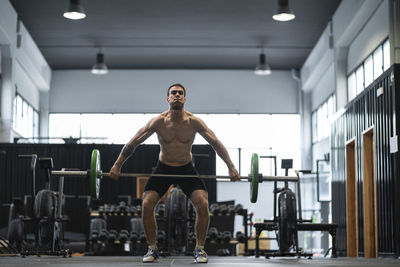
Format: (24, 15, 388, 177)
(10, 0, 341, 70)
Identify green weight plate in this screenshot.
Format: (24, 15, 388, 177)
(90, 149, 101, 199)
(250, 153, 259, 203)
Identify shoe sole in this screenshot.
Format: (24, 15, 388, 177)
(143, 258, 159, 263)
(194, 258, 208, 263)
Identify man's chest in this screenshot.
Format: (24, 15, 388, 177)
(157, 121, 196, 143)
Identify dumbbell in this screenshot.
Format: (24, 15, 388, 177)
(208, 227, 218, 241)
(235, 231, 246, 243)
(217, 248, 231, 256)
(139, 231, 147, 243)
(98, 206, 105, 216)
(130, 206, 138, 215)
(157, 230, 167, 244)
(222, 231, 232, 243)
(209, 203, 219, 214)
(108, 229, 118, 243)
(188, 232, 196, 243)
(205, 234, 211, 243)
(234, 204, 244, 214)
(98, 229, 108, 242)
(118, 201, 128, 214)
(119, 229, 129, 243)
(227, 204, 235, 214)
(103, 204, 110, 213)
(136, 205, 142, 216)
(129, 231, 138, 243)
(216, 232, 223, 243)
(219, 204, 228, 215)
(155, 203, 166, 217)
(91, 229, 99, 242)
(234, 204, 243, 213)
(109, 205, 117, 214)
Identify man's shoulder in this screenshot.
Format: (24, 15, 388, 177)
(153, 112, 170, 122)
(185, 111, 201, 122)
(146, 113, 165, 128)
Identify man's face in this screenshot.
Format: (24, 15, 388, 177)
(167, 86, 186, 110)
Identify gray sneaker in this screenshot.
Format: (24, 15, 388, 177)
(142, 248, 159, 263)
(193, 249, 208, 263)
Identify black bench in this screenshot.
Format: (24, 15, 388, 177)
(297, 223, 338, 257)
(253, 221, 338, 258)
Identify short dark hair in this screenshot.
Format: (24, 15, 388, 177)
(167, 83, 186, 96)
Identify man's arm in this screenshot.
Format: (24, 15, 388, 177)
(195, 118, 240, 181)
(109, 117, 158, 179)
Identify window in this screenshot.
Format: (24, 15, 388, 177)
(312, 112, 317, 143)
(49, 113, 301, 176)
(364, 55, 373, 88)
(373, 46, 383, 80)
(355, 65, 364, 95)
(12, 94, 39, 138)
(347, 72, 356, 102)
(383, 39, 390, 71)
(347, 38, 390, 102)
(312, 94, 336, 143)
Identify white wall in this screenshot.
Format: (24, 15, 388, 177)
(13, 60, 40, 109)
(312, 64, 335, 111)
(49, 70, 299, 114)
(347, 1, 389, 72)
(0, 0, 51, 142)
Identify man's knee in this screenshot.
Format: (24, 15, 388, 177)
(142, 191, 159, 214)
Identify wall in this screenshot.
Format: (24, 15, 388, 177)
(312, 64, 335, 111)
(0, 0, 51, 142)
(300, 0, 389, 172)
(331, 65, 400, 256)
(49, 70, 299, 114)
(347, 1, 389, 73)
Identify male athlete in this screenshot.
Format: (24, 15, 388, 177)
(109, 83, 240, 263)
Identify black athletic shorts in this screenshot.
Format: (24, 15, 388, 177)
(143, 160, 207, 198)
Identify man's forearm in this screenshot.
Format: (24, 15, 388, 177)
(115, 142, 137, 166)
(213, 141, 235, 169)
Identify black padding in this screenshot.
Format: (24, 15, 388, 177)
(8, 217, 24, 251)
(278, 188, 297, 253)
(34, 189, 56, 219)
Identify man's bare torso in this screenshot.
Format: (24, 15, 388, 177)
(154, 110, 200, 166)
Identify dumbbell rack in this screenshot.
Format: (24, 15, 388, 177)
(88, 202, 142, 256)
(88, 201, 168, 256)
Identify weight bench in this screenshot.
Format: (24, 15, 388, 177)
(254, 221, 338, 258)
(297, 223, 338, 258)
(254, 221, 277, 257)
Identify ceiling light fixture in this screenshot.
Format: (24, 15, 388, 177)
(272, 0, 295, 22)
(254, 51, 271, 76)
(63, 0, 86, 20)
(91, 49, 108, 75)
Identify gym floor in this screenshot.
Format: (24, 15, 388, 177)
(1, 256, 400, 267)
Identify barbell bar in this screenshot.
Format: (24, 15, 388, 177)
(51, 170, 297, 181)
(49, 149, 299, 203)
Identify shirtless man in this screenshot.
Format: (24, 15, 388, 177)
(109, 83, 240, 263)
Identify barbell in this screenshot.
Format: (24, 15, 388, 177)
(50, 149, 299, 203)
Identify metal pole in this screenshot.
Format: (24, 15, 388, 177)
(50, 170, 299, 182)
(238, 147, 241, 176)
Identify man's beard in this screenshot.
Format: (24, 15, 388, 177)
(171, 102, 183, 110)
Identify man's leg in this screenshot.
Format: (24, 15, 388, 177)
(142, 190, 160, 246)
(142, 190, 160, 263)
(190, 189, 209, 263)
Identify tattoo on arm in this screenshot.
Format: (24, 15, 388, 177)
(121, 143, 136, 159)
